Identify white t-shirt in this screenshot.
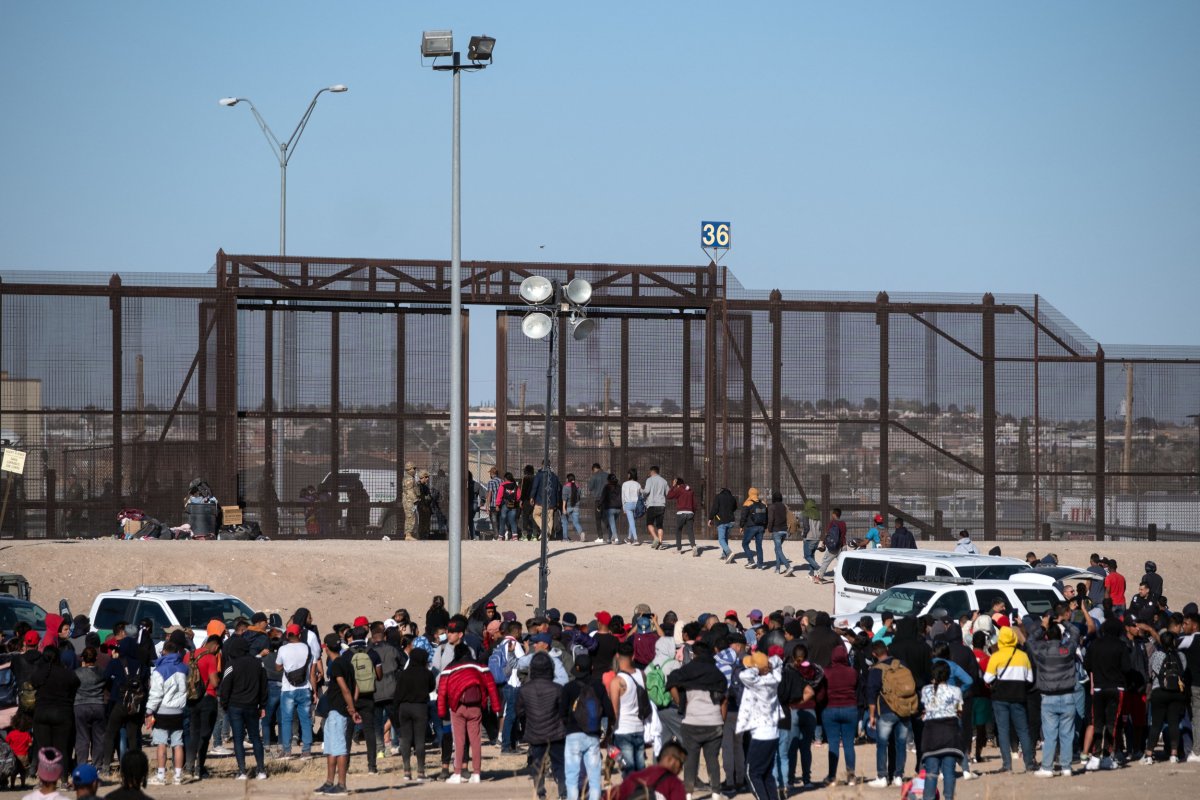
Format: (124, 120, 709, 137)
(278, 641, 312, 692)
(22, 791, 70, 800)
(615, 671, 646, 734)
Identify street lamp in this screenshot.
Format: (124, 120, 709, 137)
(217, 84, 348, 258)
(520, 276, 594, 613)
(423, 30, 495, 615)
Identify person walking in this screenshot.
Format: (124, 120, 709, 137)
(890, 517, 917, 549)
(438, 643, 501, 784)
(561, 473, 585, 542)
(520, 465, 538, 541)
(643, 466, 669, 549)
(766, 490, 791, 574)
(797, 499, 822, 576)
(813, 508, 846, 584)
(620, 469, 643, 545)
(531, 463, 563, 542)
(665, 476, 698, 556)
(707, 487, 738, 561)
(495, 472, 521, 541)
(483, 466, 502, 539)
(919, 661, 964, 800)
(518, 652, 568, 799)
(736, 488, 768, 569)
(598, 474, 623, 544)
(586, 464, 608, 541)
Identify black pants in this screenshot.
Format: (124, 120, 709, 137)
(349, 699, 377, 771)
(1091, 688, 1123, 757)
(674, 513, 696, 549)
(528, 739, 566, 799)
(186, 695, 218, 773)
(1148, 689, 1187, 757)
(680, 723, 723, 794)
(1026, 690, 1042, 744)
(396, 702, 428, 774)
(74, 703, 107, 766)
(33, 704, 75, 773)
(98, 705, 143, 775)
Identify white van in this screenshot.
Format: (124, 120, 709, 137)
(833, 550, 1031, 616)
(851, 575, 1065, 632)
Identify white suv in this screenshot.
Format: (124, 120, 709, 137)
(848, 575, 1064, 632)
(88, 584, 255, 649)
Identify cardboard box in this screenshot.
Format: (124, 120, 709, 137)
(122, 519, 143, 536)
(221, 506, 243, 526)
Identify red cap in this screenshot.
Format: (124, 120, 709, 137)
(595, 611, 612, 627)
(353, 616, 369, 628)
(285, 623, 302, 637)
(767, 645, 784, 659)
(874, 514, 884, 524)
(24, 631, 39, 646)
(724, 610, 739, 619)
(485, 600, 497, 609)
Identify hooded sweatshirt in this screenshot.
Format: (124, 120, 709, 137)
(394, 648, 435, 704)
(103, 637, 149, 713)
(516, 653, 567, 744)
(823, 647, 857, 708)
(888, 618, 932, 687)
(954, 536, 979, 555)
(218, 637, 267, 710)
(735, 657, 783, 738)
(805, 615, 841, 669)
(739, 489, 767, 529)
(983, 627, 1033, 702)
(708, 488, 738, 524)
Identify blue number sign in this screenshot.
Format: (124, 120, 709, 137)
(700, 221, 731, 249)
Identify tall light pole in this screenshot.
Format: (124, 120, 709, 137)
(519, 275, 594, 612)
(218, 85, 348, 258)
(423, 31, 495, 614)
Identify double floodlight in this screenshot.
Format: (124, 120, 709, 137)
(518, 275, 594, 342)
(422, 30, 497, 65)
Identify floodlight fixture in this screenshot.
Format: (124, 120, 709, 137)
(519, 275, 555, 305)
(564, 278, 592, 307)
(422, 30, 454, 58)
(328, 84, 348, 93)
(218, 97, 240, 107)
(522, 312, 553, 340)
(569, 315, 595, 341)
(468, 35, 496, 63)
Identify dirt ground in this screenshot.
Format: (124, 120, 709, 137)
(1, 537, 1197, 797)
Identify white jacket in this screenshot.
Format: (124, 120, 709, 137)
(146, 668, 189, 716)
(735, 657, 784, 736)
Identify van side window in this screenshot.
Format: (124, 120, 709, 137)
(93, 598, 132, 634)
(974, 588, 1008, 614)
(858, 559, 888, 589)
(131, 600, 172, 640)
(932, 590, 970, 620)
(886, 562, 924, 587)
(840, 557, 861, 585)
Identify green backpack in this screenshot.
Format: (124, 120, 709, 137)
(644, 662, 671, 709)
(349, 648, 376, 695)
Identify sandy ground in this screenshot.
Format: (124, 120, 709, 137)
(2, 538, 1198, 797)
(0, 538, 1194, 627)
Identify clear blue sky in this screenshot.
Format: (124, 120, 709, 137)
(2, 2, 1197, 403)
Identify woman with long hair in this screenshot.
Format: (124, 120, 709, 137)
(425, 596, 450, 637)
(1144, 630, 1189, 763)
(920, 660, 964, 800)
(31, 646, 80, 776)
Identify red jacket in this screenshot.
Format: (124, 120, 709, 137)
(666, 484, 696, 514)
(437, 661, 500, 718)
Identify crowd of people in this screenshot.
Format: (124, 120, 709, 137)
(1, 553, 1196, 799)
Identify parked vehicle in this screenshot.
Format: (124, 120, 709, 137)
(833, 550, 1031, 615)
(0, 573, 31, 602)
(851, 575, 1064, 632)
(0, 595, 48, 638)
(88, 584, 254, 649)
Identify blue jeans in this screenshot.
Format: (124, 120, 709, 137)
(789, 708, 817, 784)
(614, 731, 645, 777)
(800, 540, 820, 572)
(501, 684, 519, 749)
(923, 755, 956, 800)
(261, 680, 281, 745)
(1040, 693, 1075, 771)
(821, 705, 857, 778)
(875, 711, 911, 779)
(226, 705, 265, 775)
(622, 502, 639, 542)
(561, 506, 584, 540)
(771, 530, 790, 570)
(992, 699, 1035, 770)
(278, 689, 313, 755)
(741, 525, 764, 566)
(774, 724, 793, 788)
(564, 731, 601, 800)
(605, 508, 621, 542)
(716, 522, 734, 556)
(500, 507, 519, 538)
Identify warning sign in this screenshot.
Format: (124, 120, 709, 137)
(1, 449, 26, 475)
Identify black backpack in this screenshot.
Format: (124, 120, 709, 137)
(1159, 650, 1186, 693)
(749, 502, 767, 527)
(122, 663, 147, 715)
(622, 671, 653, 722)
(501, 483, 518, 510)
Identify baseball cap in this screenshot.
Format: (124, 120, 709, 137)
(748, 609, 763, 621)
(595, 611, 612, 627)
(697, 613, 712, 626)
(24, 631, 39, 646)
(323, 632, 343, 653)
(383, 618, 399, 630)
(782, 605, 795, 618)
(485, 600, 497, 609)
(546, 608, 560, 622)
(207, 619, 227, 637)
(71, 763, 99, 786)
(724, 610, 739, 620)
(530, 633, 552, 645)
(447, 615, 469, 633)
(353, 616, 369, 628)
(633, 603, 651, 617)
(285, 623, 302, 637)
(767, 645, 784, 659)
(250, 612, 268, 625)
(502, 611, 517, 623)
(562, 612, 578, 627)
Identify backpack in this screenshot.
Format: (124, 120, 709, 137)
(572, 681, 603, 732)
(122, 664, 147, 715)
(501, 483, 518, 510)
(567, 482, 580, 507)
(488, 642, 511, 684)
(874, 659, 919, 717)
(749, 502, 767, 527)
(1158, 650, 1186, 693)
(459, 677, 483, 707)
(0, 739, 14, 780)
(824, 522, 842, 552)
(349, 648, 376, 695)
(186, 653, 204, 702)
(644, 662, 671, 709)
(17, 680, 36, 714)
(623, 671, 653, 722)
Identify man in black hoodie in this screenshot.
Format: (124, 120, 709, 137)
(518, 653, 566, 800)
(936, 623, 980, 775)
(218, 636, 268, 780)
(805, 612, 841, 669)
(888, 617, 931, 760)
(1082, 619, 1132, 770)
(707, 487, 738, 561)
(666, 640, 727, 798)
